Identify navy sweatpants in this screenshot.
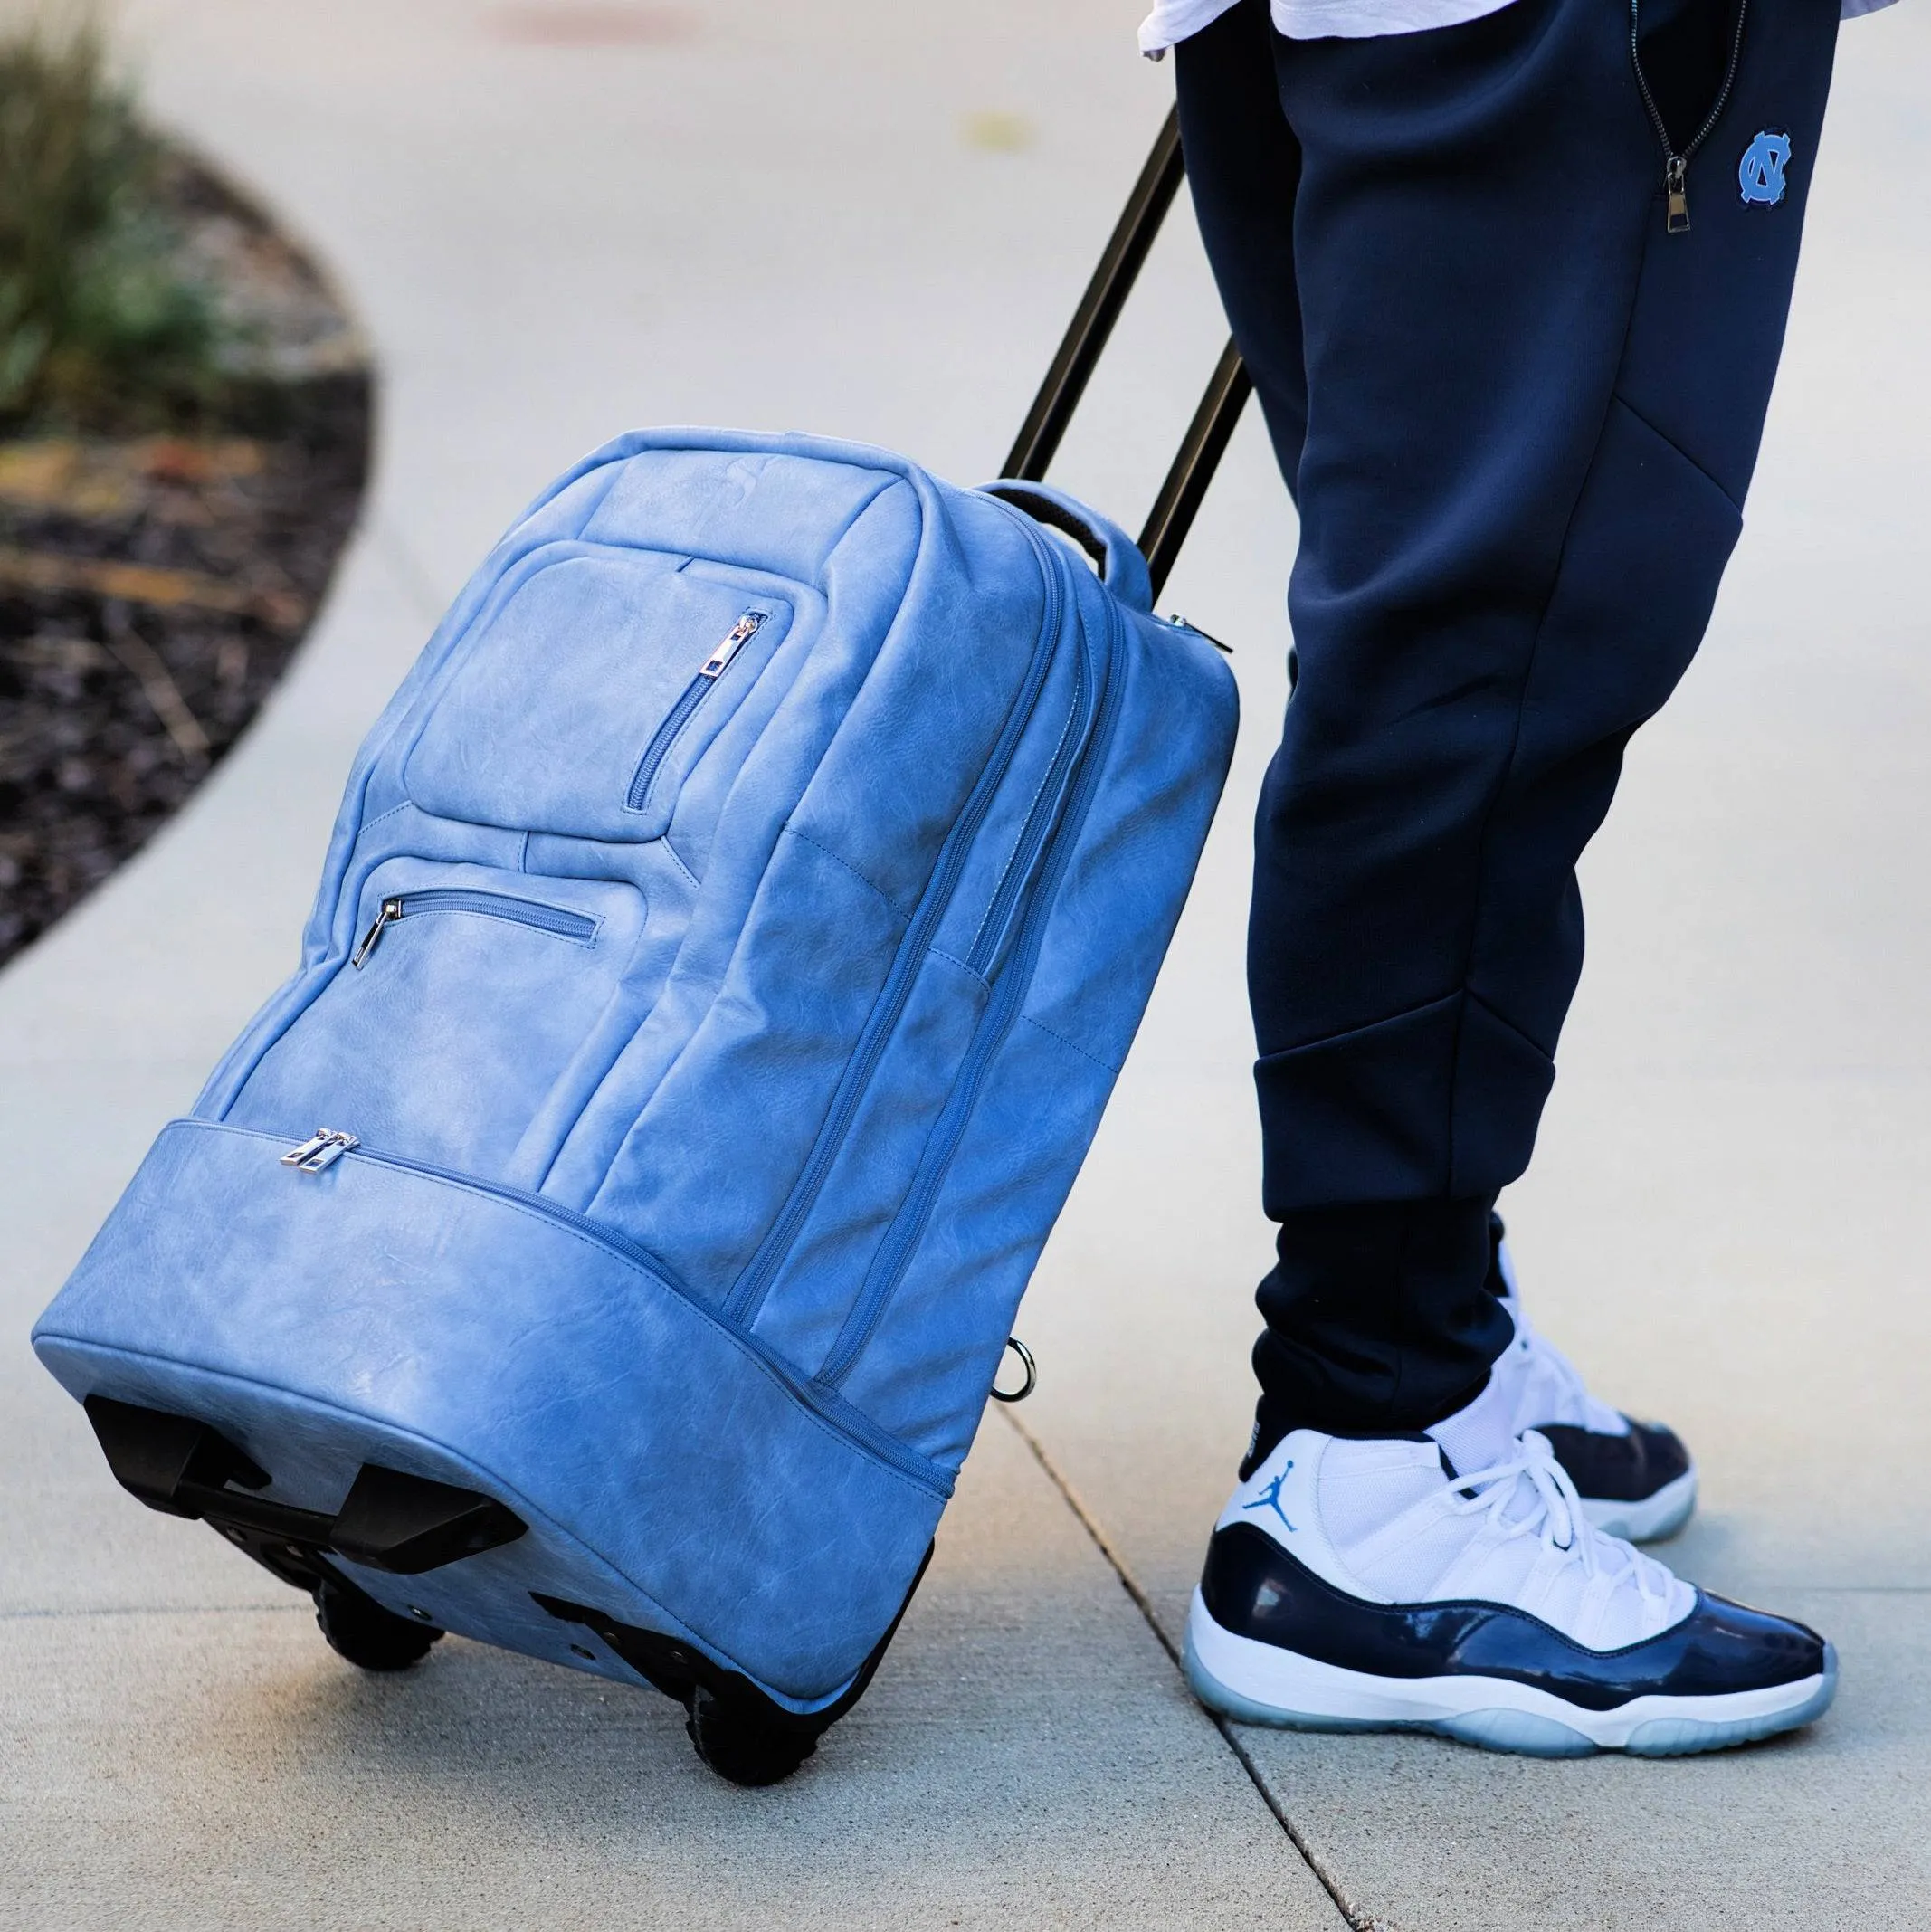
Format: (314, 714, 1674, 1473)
(1174, 0, 1840, 1447)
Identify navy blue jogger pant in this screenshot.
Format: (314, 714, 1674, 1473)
(1174, 0, 1840, 1447)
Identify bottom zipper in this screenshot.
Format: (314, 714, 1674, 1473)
(260, 1124, 950, 1499)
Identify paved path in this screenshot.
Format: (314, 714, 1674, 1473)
(3, 3, 1926, 1925)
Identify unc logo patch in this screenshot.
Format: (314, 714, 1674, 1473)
(1739, 129, 1792, 208)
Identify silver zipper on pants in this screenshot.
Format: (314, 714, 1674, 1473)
(1631, 0, 1752, 233)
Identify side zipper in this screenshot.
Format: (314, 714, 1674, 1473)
(352, 889, 599, 968)
(625, 610, 767, 813)
(813, 580, 1123, 1392)
(1631, 0, 1750, 233)
(720, 537, 1068, 1333)
(262, 1124, 951, 1499)
(965, 646, 1087, 977)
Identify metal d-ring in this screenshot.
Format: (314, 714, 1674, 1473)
(990, 1336, 1037, 1404)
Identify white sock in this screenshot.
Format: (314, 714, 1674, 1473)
(1425, 1367, 1517, 1475)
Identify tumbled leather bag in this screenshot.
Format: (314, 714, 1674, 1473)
(33, 109, 1246, 1784)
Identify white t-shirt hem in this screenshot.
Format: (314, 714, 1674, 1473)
(1140, 0, 1514, 52)
(1140, 0, 1894, 54)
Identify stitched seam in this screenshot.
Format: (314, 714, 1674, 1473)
(357, 799, 413, 835)
(1442, 219, 1655, 1193)
(1020, 1013, 1120, 1075)
(784, 826, 904, 920)
(966, 693, 1082, 964)
(1258, 987, 1462, 1061)
(927, 947, 991, 989)
(1463, 985, 1555, 1061)
(1611, 392, 1743, 514)
(661, 834, 700, 890)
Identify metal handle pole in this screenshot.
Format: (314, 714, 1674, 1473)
(1004, 102, 1253, 600)
(1003, 107, 1186, 483)
(1138, 338, 1252, 602)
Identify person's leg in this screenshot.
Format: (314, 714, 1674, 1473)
(1171, 0, 1845, 1755)
(1179, 0, 1839, 1461)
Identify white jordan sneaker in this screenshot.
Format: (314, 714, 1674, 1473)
(1186, 1379, 1834, 1758)
(1489, 1232, 1698, 1543)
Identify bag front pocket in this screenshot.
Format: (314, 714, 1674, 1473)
(227, 860, 646, 1180)
(623, 607, 769, 820)
(402, 551, 795, 843)
(348, 887, 601, 968)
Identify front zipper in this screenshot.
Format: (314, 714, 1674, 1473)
(625, 610, 768, 813)
(1631, 0, 1750, 233)
(251, 1123, 948, 1499)
(281, 1127, 359, 1173)
(720, 530, 1069, 1333)
(351, 889, 598, 969)
(814, 591, 1123, 1391)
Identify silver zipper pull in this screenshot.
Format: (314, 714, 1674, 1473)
(1665, 155, 1690, 233)
(351, 896, 404, 968)
(281, 1128, 359, 1173)
(303, 1130, 357, 1173)
(281, 1129, 333, 1168)
(700, 610, 766, 679)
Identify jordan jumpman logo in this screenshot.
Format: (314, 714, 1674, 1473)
(1241, 1461, 1296, 1532)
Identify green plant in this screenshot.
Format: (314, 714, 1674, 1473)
(0, 8, 225, 427)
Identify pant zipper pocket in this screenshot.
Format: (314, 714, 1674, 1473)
(1631, 0, 1750, 233)
(351, 889, 599, 968)
(624, 609, 768, 814)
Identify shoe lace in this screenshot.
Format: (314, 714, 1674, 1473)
(1443, 1433, 1673, 1616)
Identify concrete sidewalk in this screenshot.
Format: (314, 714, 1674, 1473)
(3, 3, 1926, 1925)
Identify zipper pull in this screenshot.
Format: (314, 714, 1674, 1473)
(1166, 613, 1232, 656)
(700, 610, 766, 679)
(351, 896, 404, 968)
(281, 1128, 359, 1173)
(1665, 155, 1690, 233)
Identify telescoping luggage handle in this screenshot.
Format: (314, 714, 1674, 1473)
(1000, 105, 1251, 605)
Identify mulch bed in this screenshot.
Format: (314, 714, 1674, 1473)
(0, 160, 371, 968)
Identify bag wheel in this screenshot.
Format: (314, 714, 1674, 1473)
(684, 1688, 816, 1787)
(314, 1577, 442, 1671)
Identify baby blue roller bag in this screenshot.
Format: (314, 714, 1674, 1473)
(32, 112, 1242, 1783)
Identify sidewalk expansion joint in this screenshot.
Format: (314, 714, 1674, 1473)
(998, 1406, 1378, 1932)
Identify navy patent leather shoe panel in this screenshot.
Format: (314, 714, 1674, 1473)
(1538, 1418, 1690, 1502)
(1200, 1523, 1826, 1711)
